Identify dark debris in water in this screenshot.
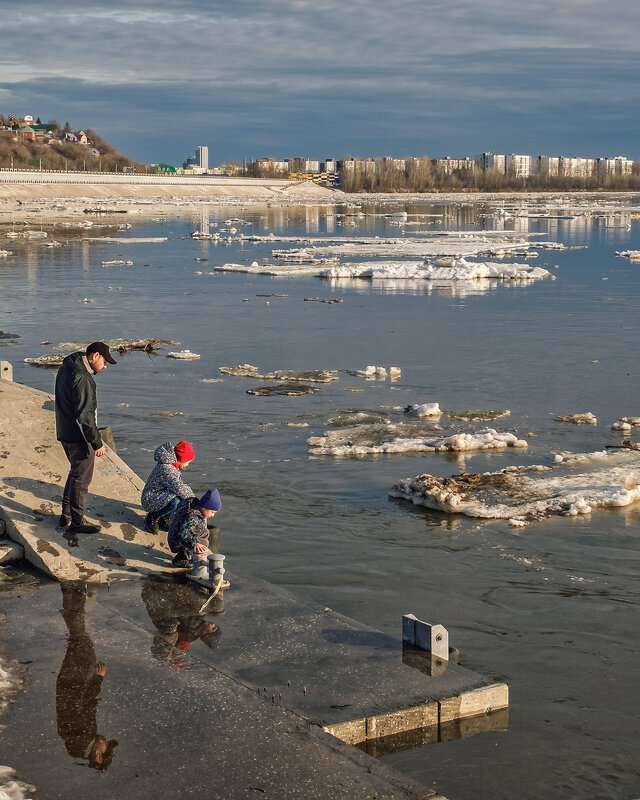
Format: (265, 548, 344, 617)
(247, 383, 321, 397)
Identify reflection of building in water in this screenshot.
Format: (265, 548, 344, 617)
(198, 209, 210, 237)
(325, 213, 336, 234)
(305, 206, 320, 234)
(81, 238, 90, 272)
(23, 245, 39, 285)
(56, 582, 117, 770)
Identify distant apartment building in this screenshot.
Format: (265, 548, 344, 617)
(436, 156, 476, 174)
(537, 156, 560, 176)
(597, 156, 633, 175)
(341, 158, 377, 175)
(481, 152, 506, 173)
(255, 158, 289, 172)
(381, 157, 407, 170)
(506, 154, 533, 178)
(558, 157, 595, 178)
(323, 158, 338, 172)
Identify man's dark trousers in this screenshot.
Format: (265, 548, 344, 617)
(61, 442, 95, 525)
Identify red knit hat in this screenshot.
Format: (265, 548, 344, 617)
(175, 640, 193, 651)
(174, 441, 195, 462)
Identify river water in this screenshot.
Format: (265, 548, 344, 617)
(1, 195, 639, 800)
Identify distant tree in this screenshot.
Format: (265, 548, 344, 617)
(63, 121, 72, 133)
(36, 116, 42, 124)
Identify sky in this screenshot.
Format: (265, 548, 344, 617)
(1, 0, 638, 166)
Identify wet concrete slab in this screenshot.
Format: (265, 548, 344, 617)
(0, 379, 177, 581)
(101, 573, 507, 741)
(0, 580, 444, 800)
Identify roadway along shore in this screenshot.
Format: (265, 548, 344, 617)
(0, 169, 341, 206)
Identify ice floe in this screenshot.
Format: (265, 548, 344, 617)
(167, 350, 200, 360)
(611, 416, 640, 431)
(219, 364, 339, 383)
(345, 366, 401, 380)
(101, 259, 133, 266)
(404, 403, 442, 417)
(25, 338, 174, 366)
(247, 383, 320, 396)
(215, 256, 549, 283)
(554, 412, 597, 425)
(448, 409, 511, 421)
(615, 250, 640, 261)
(0, 766, 35, 800)
(308, 427, 526, 457)
(390, 449, 640, 525)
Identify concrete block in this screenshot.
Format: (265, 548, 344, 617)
(0, 539, 24, 563)
(0, 361, 13, 381)
(366, 702, 438, 740)
(402, 612, 417, 643)
(322, 718, 367, 745)
(439, 683, 509, 723)
(402, 613, 449, 659)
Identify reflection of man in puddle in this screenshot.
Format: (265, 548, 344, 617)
(56, 582, 117, 770)
(141, 577, 221, 669)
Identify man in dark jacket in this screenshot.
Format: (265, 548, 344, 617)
(55, 341, 116, 534)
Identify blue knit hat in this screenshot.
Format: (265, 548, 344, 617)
(200, 489, 222, 511)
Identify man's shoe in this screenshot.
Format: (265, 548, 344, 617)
(58, 514, 71, 528)
(68, 521, 101, 534)
(172, 555, 191, 569)
(145, 513, 160, 534)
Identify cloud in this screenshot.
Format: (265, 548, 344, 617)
(1, 0, 638, 162)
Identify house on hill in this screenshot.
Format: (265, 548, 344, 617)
(19, 126, 36, 142)
(75, 130, 88, 144)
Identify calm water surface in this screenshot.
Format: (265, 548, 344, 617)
(1, 198, 639, 800)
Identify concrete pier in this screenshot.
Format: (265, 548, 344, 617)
(0, 378, 176, 581)
(0, 374, 508, 798)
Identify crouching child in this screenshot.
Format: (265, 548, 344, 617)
(141, 441, 196, 533)
(168, 489, 222, 568)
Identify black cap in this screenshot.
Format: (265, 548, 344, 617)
(86, 341, 117, 364)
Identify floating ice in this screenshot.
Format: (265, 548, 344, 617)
(554, 412, 597, 425)
(615, 250, 640, 261)
(248, 383, 319, 396)
(422, 257, 550, 281)
(308, 427, 526, 457)
(101, 260, 133, 266)
(611, 416, 640, 431)
(219, 364, 338, 383)
(390, 450, 640, 525)
(404, 403, 442, 417)
(167, 350, 200, 360)
(0, 766, 35, 800)
(87, 237, 167, 243)
(448, 409, 510, 421)
(345, 365, 400, 380)
(553, 450, 609, 465)
(0, 250, 12, 257)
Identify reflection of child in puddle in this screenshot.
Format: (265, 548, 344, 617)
(141, 577, 221, 670)
(56, 582, 118, 770)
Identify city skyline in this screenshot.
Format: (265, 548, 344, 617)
(1, 0, 638, 165)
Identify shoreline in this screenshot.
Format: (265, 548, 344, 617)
(0, 182, 639, 228)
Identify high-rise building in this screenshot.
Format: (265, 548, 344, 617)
(196, 146, 208, 171)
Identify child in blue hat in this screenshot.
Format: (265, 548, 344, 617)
(167, 489, 221, 568)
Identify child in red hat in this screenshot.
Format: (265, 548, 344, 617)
(141, 441, 196, 533)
